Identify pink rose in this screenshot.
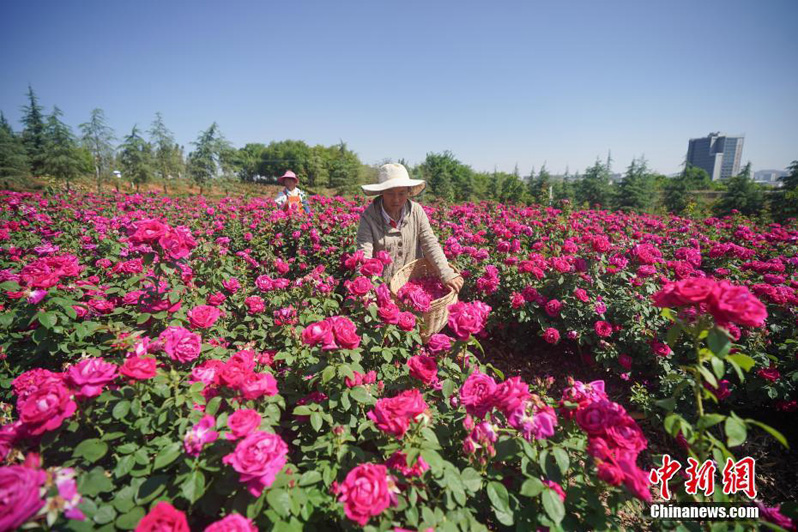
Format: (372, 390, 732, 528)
(425, 334, 452, 355)
(120, 356, 158, 380)
(709, 281, 768, 327)
(0, 465, 47, 531)
(360, 258, 384, 277)
(605, 418, 647, 454)
(447, 301, 491, 340)
(575, 400, 624, 437)
(385, 450, 429, 477)
(188, 305, 222, 329)
(136, 501, 190, 532)
(594, 321, 613, 338)
(239, 372, 278, 400)
(367, 389, 428, 439)
(222, 278, 241, 294)
(618, 354, 632, 370)
(302, 320, 337, 350)
(346, 276, 374, 297)
(492, 377, 530, 416)
(223, 431, 289, 496)
(204, 513, 258, 532)
(650, 341, 672, 358)
(66, 357, 118, 399)
(397, 312, 416, 332)
(129, 219, 169, 244)
(18, 382, 77, 436)
(543, 327, 560, 345)
(13, 368, 64, 400)
(328, 316, 361, 350)
(672, 277, 717, 304)
(244, 296, 265, 315)
(158, 226, 197, 261)
(407, 355, 438, 386)
(159, 326, 202, 363)
(227, 409, 262, 440)
(378, 304, 400, 325)
(459, 372, 496, 418)
(338, 463, 396, 526)
(184, 415, 219, 457)
(544, 299, 562, 317)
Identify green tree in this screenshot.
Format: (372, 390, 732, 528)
(713, 163, 764, 217)
(148, 113, 183, 184)
(495, 170, 525, 204)
(771, 161, 798, 223)
(80, 108, 116, 193)
(664, 166, 711, 214)
(42, 107, 86, 190)
(528, 165, 553, 205)
(187, 122, 231, 194)
(257, 140, 312, 183)
(0, 112, 30, 178)
(118, 126, 154, 192)
(419, 151, 474, 202)
(230, 143, 268, 182)
(616, 157, 656, 212)
(575, 160, 612, 209)
(20, 85, 47, 176)
(328, 141, 362, 192)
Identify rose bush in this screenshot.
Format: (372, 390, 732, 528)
(0, 190, 794, 530)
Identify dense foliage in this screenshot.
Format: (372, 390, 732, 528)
(0, 190, 796, 530)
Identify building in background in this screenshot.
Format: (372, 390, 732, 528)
(753, 169, 787, 187)
(686, 133, 745, 181)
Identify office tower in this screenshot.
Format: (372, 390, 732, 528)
(686, 133, 744, 181)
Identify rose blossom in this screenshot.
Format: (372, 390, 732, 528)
(709, 281, 768, 327)
(120, 356, 158, 380)
(302, 319, 337, 350)
(459, 371, 497, 418)
(337, 463, 396, 526)
(0, 465, 47, 531)
(360, 258, 384, 277)
(378, 304, 400, 325)
(245, 296, 265, 315)
(594, 321, 613, 338)
(543, 327, 560, 344)
(328, 316, 361, 350)
(188, 304, 222, 329)
(385, 450, 430, 477)
(397, 312, 416, 332)
(66, 357, 118, 399)
(136, 501, 189, 532)
(227, 409, 262, 440)
(223, 431, 289, 496)
(204, 513, 258, 532)
(17, 382, 78, 435)
(12, 368, 63, 400)
(367, 389, 428, 439)
(239, 372, 279, 400)
(492, 377, 531, 415)
(425, 333, 452, 355)
(407, 355, 438, 386)
(184, 415, 219, 457)
(159, 326, 202, 363)
(447, 301, 491, 340)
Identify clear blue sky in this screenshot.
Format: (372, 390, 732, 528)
(1, 0, 796, 176)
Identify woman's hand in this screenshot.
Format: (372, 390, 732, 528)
(446, 275, 464, 293)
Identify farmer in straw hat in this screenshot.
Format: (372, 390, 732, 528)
(356, 163, 464, 293)
(275, 170, 311, 214)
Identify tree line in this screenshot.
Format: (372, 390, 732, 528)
(1, 86, 796, 222)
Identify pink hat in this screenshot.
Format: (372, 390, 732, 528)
(278, 170, 298, 184)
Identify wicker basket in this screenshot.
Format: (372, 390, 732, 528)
(389, 258, 459, 342)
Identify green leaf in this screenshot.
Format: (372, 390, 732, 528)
(93, 505, 117, 525)
(205, 396, 223, 417)
(727, 353, 755, 372)
(552, 448, 570, 475)
(746, 419, 789, 449)
(666, 323, 682, 347)
(724, 416, 747, 447)
(460, 467, 482, 493)
(39, 311, 57, 329)
(710, 356, 725, 380)
(310, 412, 323, 432)
(707, 328, 731, 357)
(181, 470, 206, 503)
(420, 449, 444, 473)
(267, 488, 292, 518)
(698, 365, 718, 388)
(520, 477, 545, 498)
(298, 470, 322, 486)
(74, 439, 109, 463)
(542, 488, 565, 524)
(112, 400, 131, 420)
(697, 414, 726, 430)
(111, 485, 137, 513)
(153, 443, 181, 470)
(79, 467, 114, 497)
(349, 386, 374, 405)
(321, 365, 336, 384)
(487, 481, 511, 516)
(115, 507, 145, 530)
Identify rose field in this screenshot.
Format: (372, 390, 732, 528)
(1, 189, 797, 531)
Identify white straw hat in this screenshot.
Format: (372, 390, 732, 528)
(361, 163, 426, 197)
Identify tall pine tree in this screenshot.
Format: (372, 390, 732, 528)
(0, 112, 30, 179)
(149, 112, 183, 182)
(80, 108, 116, 193)
(118, 126, 153, 192)
(616, 158, 656, 212)
(43, 107, 85, 190)
(20, 85, 46, 176)
(187, 123, 230, 194)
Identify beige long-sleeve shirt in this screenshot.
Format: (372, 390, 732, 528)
(356, 197, 458, 283)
